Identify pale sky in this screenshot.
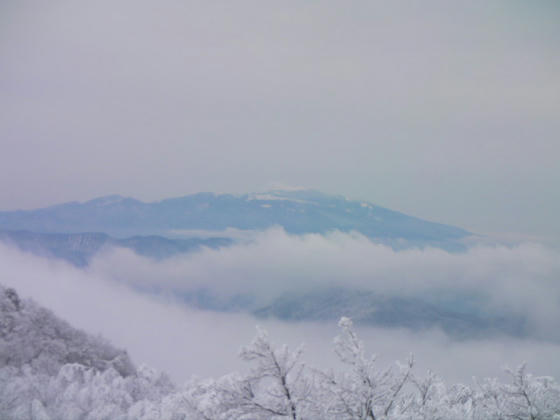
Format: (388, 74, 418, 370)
(1, 1, 559, 240)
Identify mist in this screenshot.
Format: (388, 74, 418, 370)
(88, 228, 560, 339)
(1, 231, 559, 385)
(3, 1, 560, 416)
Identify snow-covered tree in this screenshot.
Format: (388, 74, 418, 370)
(1, 284, 559, 419)
(316, 317, 413, 420)
(213, 327, 313, 419)
(476, 364, 560, 420)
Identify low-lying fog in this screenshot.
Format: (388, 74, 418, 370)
(1, 229, 559, 384)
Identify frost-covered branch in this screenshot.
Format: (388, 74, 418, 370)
(1, 285, 559, 420)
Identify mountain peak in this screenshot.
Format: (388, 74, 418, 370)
(84, 194, 132, 206)
(0, 190, 470, 243)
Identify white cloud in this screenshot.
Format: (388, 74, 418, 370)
(88, 229, 560, 337)
(1, 231, 559, 384)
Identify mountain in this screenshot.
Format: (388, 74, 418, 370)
(0, 285, 176, 419)
(0, 190, 482, 338)
(0, 190, 470, 245)
(167, 286, 529, 340)
(0, 285, 135, 377)
(0, 230, 232, 266)
(253, 288, 528, 340)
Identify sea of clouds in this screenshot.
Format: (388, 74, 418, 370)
(1, 229, 559, 385)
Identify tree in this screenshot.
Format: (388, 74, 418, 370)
(2, 283, 560, 419)
(214, 327, 312, 419)
(316, 317, 413, 420)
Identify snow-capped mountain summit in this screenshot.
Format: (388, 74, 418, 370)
(0, 190, 470, 245)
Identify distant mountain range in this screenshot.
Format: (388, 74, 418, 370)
(253, 288, 528, 340)
(0, 190, 470, 245)
(0, 190, 495, 338)
(0, 230, 232, 267)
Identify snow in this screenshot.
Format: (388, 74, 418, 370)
(1, 284, 559, 419)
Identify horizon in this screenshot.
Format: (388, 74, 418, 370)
(0, 188, 475, 237)
(2, 1, 559, 241)
(2, 188, 559, 246)
(2, 2, 560, 415)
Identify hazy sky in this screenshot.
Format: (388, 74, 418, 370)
(1, 1, 559, 239)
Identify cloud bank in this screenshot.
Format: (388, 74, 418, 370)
(1, 230, 559, 384)
(88, 229, 560, 338)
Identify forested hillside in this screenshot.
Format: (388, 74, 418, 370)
(0, 230, 232, 267)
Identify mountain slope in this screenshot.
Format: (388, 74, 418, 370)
(0, 285, 135, 377)
(0, 190, 470, 243)
(0, 230, 232, 266)
(0, 285, 176, 419)
(253, 288, 527, 340)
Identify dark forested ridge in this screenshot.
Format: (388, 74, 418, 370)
(0, 230, 232, 266)
(254, 288, 528, 340)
